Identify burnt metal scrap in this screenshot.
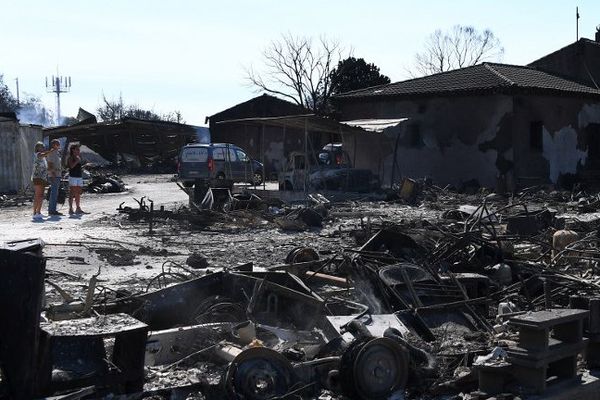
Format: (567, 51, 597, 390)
(6, 185, 600, 399)
(85, 172, 126, 194)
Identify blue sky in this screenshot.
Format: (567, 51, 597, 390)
(2, 0, 599, 126)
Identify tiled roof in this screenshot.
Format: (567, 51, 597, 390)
(208, 93, 308, 123)
(334, 62, 600, 99)
(529, 38, 600, 67)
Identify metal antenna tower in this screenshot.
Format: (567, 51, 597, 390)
(45, 73, 71, 125)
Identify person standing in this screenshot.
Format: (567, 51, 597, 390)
(65, 143, 88, 215)
(47, 139, 63, 216)
(31, 142, 55, 220)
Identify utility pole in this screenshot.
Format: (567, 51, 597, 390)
(45, 73, 71, 126)
(576, 7, 580, 42)
(14, 78, 19, 105)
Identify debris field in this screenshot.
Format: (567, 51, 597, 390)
(3, 175, 600, 399)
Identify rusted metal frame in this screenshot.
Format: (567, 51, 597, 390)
(463, 203, 486, 233)
(229, 271, 324, 305)
(414, 296, 491, 311)
(466, 201, 499, 242)
(144, 271, 189, 292)
(549, 234, 600, 267)
(158, 342, 224, 372)
(531, 286, 569, 307)
(399, 266, 424, 308)
(343, 249, 404, 264)
(447, 270, 494, 333)
(427, 234, 475, 267)
(541, 271, 600, 290)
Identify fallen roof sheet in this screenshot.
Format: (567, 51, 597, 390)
(341, 118, 408, 133)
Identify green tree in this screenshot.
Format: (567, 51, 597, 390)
(330, 57, 391, 94)
(0, 74, 19, 113)
(97, 94, 183, 123)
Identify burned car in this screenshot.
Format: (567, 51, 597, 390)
(279, 144, 379, 192)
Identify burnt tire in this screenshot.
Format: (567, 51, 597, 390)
(252, 171, 263, 186)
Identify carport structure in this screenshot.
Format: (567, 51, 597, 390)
(216, 114, 372, 194)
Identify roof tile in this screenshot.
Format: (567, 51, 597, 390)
(334, 63, 600, 99)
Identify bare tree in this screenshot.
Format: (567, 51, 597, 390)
(413, 25, 504, 76)
(246, 34, 345, 114)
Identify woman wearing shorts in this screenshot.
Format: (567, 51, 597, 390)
(65, 143, 87, 215)
(31, 141, 55, 220)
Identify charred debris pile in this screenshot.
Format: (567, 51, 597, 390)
(4, 183, 600, 399)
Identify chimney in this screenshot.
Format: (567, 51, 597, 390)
(596, 25, 600, 42)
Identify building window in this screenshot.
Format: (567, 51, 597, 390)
(530, 121, 543, 152)
(408, 124, 423, 147)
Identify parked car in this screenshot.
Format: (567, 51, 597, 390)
(178, 143, 264, 187)
(278, 144, 380, 192)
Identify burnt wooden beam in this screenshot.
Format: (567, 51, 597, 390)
(0, 249, 46, 399)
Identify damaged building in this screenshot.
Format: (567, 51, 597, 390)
(334, 35, 600, 190)
(45, 113, 208, 170)
(207, 94, 343, 179)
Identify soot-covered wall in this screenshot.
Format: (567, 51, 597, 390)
(339, 94, 600, 189)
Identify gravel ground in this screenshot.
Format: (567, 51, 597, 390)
(0, 174, 438, 299)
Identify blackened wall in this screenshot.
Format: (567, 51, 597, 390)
(512, 95, 600, 185)
(529, 39, 600, 89)
(337, 93, 600, 189)
(339, 95, 514, 188)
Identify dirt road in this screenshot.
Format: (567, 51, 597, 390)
(0, 174, 188, 243)
(0, 174, 433, 295)
(0, 175, 192, 287)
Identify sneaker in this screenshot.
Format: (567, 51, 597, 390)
(75, 208, 89, 214)
(33, 213, 44, 220)
(69, 209, 75, 215)
(49, 211, 64, 216)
